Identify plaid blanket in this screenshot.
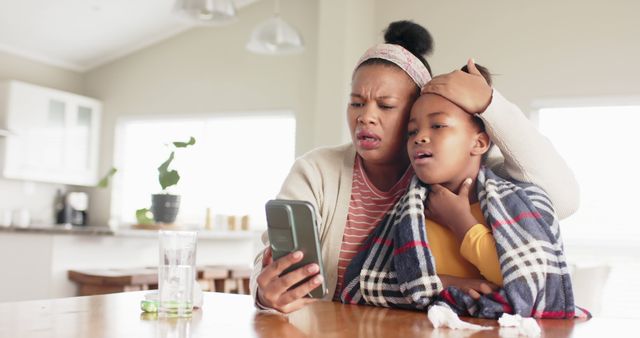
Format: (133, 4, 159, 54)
(340, 167, 589, 319)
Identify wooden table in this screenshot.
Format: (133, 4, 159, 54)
(0, 291, 633, 337)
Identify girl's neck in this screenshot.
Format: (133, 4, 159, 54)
(442, 166, 481, 204)
(360, 156, 410, 192)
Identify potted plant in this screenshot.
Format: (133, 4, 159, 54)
(149, 136, 196, 224)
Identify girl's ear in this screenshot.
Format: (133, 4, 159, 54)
(471, 131, 491, 156)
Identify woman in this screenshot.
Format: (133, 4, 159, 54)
(251, 21, 579, 314)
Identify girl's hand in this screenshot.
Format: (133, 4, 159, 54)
(422, 59, 492, 114)
(256, 247, 323, 314)
(439, 274, 499, 299)
(425, 179, 478, 241)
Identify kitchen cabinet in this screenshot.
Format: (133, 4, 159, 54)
(0, 80, 101, 186)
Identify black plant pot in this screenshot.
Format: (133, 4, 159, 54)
(151, 194, 181, 224)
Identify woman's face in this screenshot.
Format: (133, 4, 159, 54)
(348, 64, 418, 166)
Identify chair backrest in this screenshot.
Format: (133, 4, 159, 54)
(570, 264, 612, 315)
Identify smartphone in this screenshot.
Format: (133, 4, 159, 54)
(265, 199, 328, 299)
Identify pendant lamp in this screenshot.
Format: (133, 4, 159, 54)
(246, 0, 304, 55)
(174, 0, 237, 25)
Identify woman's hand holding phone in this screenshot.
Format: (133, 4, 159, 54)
(256, 247, 324, 314)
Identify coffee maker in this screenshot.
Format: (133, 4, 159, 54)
(55, 191, 89, 226)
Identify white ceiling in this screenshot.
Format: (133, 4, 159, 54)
(0, 0, 257, 72)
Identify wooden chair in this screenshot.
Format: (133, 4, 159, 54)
(198, 266, 229, 292)
(69, 266, 253, 296)
(229, 266, 252, 295)
(200, 265, 252, 294)
(68, 268, 158, 296)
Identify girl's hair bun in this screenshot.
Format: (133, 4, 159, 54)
(384, 20, 434, 57)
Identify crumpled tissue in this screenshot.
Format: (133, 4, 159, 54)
(427, 305, 542, 337)
(498, 313, 541, 337)
(427, 305, 492, 331)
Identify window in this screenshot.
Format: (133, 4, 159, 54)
(538, 104, 640, 318)
(112, 112, 296, 230)
(538, 105, 640, 241)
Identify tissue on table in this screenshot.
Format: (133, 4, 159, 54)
(427, 305, 542, 337)
(498, 314, 541, 337)
(427, 305, 492, 331)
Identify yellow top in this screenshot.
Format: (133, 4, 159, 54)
(426, 203, 503, 285)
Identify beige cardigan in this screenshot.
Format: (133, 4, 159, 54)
(250, 90, 579, 304)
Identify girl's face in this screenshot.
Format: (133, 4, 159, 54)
(348, 64, 418, 166)
(407, 93, 489, 186)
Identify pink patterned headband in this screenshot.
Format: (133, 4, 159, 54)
(355, 43, 432, 88)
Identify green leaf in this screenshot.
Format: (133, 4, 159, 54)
(156, 137, 194, 191)
(96, 167, 118, 188)
(173, 136, 196, 148)
(158, 151, 174, 173)
(159, 170, 180, 191)
(157, 152, 180, 191)
(136, 208, 154, 225)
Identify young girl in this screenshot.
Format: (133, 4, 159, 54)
(340, 63, 587, 319)
(251, 20, 580, 314)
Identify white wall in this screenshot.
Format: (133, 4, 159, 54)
(83, 0, 319, 226)
(0, 50, 84, 94)
(0, 50, 84, 225)
(374, 0, 640, 110)
(313, 0, 376, 147)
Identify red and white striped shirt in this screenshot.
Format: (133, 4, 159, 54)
(333, 155, 413, 299)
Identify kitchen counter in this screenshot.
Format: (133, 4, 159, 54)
(0, 224, 113, 236)
(0, 225, 262, 302)
(0, 224, 263, 240)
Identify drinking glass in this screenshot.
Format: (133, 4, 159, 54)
(158, 230, 197, 317)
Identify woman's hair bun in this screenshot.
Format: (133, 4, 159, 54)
(384, 20, 434, 57)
